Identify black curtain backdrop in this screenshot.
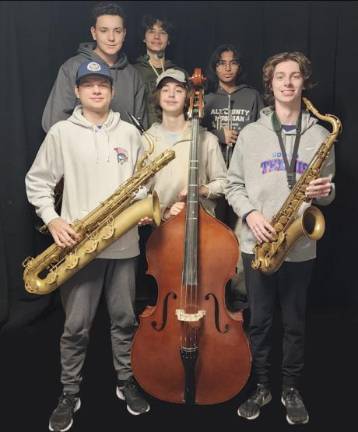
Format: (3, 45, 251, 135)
(0, 1, 357, 430)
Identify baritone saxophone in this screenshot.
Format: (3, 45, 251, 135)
(23, 128, 175, 295)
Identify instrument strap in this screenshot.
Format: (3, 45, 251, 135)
(272, 110, 302, 189)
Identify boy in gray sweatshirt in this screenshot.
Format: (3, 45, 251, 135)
(226, 52, 336, 425)
(26, 60, 150, 432)
(42, 2, 147, 133)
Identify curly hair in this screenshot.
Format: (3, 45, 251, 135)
(205, 44, 243, 93)
(91, 2, 126, 27)
(262, 51, 313, 106)
(140, 14, 174, 40)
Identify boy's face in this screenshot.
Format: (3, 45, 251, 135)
(216, 50, 240, 86)
(159, 79, 187, 116)
(91, 15, 126, 59)
(144, 21, 169, 54)
(271, 60, 304, 105)
(75, 76, 113, 113)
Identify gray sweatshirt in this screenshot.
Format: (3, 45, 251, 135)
(42, 42, 147, 132)
(26, 106, 143, 259)
(225, 106, 335, 261)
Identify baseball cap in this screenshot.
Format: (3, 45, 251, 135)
(75, 61, 113, 85)
(156, 68, 187, 88)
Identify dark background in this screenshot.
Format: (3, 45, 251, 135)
(0, 1, 357, 431)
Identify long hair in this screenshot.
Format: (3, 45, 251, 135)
(262, 51, 314, 106)
(151, 75, 190, 121)
(205, 44, 243, 93)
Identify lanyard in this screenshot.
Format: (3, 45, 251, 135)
(272, 111, 302, 189)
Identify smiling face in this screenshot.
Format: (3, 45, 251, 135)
(271, 60, 304, 107)
(91, 15, 126, 63)
(75, 76, 113, 114)
(144, 21, 169, 55)
(159, 79, 187, 116)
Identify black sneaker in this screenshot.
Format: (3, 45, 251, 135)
(49, 393, 81, 431)
(281, 387, 309, 425)
(116, 376, 150, 416)
(237, 383, 272, 420)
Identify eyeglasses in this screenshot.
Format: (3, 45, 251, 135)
(216, 60, 239, 68)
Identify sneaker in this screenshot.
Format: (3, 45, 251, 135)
(116, 376, 150, 416)
(49, 393, 81, 431)
(237, 383, 272, 420)
(281, 387, 309, 425)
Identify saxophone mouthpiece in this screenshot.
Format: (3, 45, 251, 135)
(127, 112, 145, 134)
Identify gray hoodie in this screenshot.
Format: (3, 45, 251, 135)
(225, 106, 335, 262)
(42, 42, 147, 132)
(26, 106, 143, 259)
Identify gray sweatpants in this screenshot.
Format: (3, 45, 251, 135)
(59, 258, 137, 394)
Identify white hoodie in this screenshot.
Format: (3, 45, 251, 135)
(26, 106, 143, 259)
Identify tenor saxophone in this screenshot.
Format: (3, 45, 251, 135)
(251, 97, 342, 274)
(23, 145, 175, 295)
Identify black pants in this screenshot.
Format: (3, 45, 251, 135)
(242, 253, 314, 388)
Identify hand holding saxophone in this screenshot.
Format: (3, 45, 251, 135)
(305, 177, 332, 199)
(47, 217, 81, 248)
(246, 210, 276, 244)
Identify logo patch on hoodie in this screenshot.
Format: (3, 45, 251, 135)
(114, 147, 128, 164)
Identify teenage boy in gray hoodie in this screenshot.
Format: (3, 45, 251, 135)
(226, 52, 335, 425)
(26, 60, 150, 432)
(203, 44, 264, 311)
(42, 1, 147, 133)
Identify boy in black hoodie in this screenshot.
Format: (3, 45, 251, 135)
(203, 44, 264, 310)
(42, 1, 147, 132)
(134, 14, 178, 127)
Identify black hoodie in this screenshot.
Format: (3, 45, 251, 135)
(42, 42, 147, 132)
(203, 84, 264, 147)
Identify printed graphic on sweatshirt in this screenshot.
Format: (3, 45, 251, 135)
(261, 152, 308, 175)
(114, 147, 128, 164)
(210, 108, 252, 130)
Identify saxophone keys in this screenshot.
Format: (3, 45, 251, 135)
(84, 238, 99, 253)
(47, 270, 58, 285)
(65, 253, 79, 270)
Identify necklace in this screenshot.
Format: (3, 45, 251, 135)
(148, 57, 165, 77)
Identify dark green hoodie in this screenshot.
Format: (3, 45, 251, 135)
(134, 55, 177, 127)
(42, 42, 147, 132)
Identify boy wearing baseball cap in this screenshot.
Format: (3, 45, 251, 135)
(26, 60, 150, 432)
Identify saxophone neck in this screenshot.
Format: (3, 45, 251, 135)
(302, 97, 342, 136)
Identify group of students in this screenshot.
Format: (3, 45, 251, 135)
(25, 1, 335, 431)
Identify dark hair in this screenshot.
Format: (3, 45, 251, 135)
(151, 77, 190, 121)
(262, 51, 313, 106)
(205, 44, 243, 93)
(141, 14, 174, 40)
(91, 1, 126, 27)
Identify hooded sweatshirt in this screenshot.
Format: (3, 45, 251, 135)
(203, 84, 264, 147)
(26, 106, 143, 259)
(225, 106, 335, 262)
(42, 42, 147, 133)
(143, 121, 227, 217)
(133, 55, 177, 127)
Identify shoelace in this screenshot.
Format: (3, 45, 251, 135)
(284, 388, 302, 405)
(59, 394, 77, 408)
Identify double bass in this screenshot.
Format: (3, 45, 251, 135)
(131, 69, 251, 404)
